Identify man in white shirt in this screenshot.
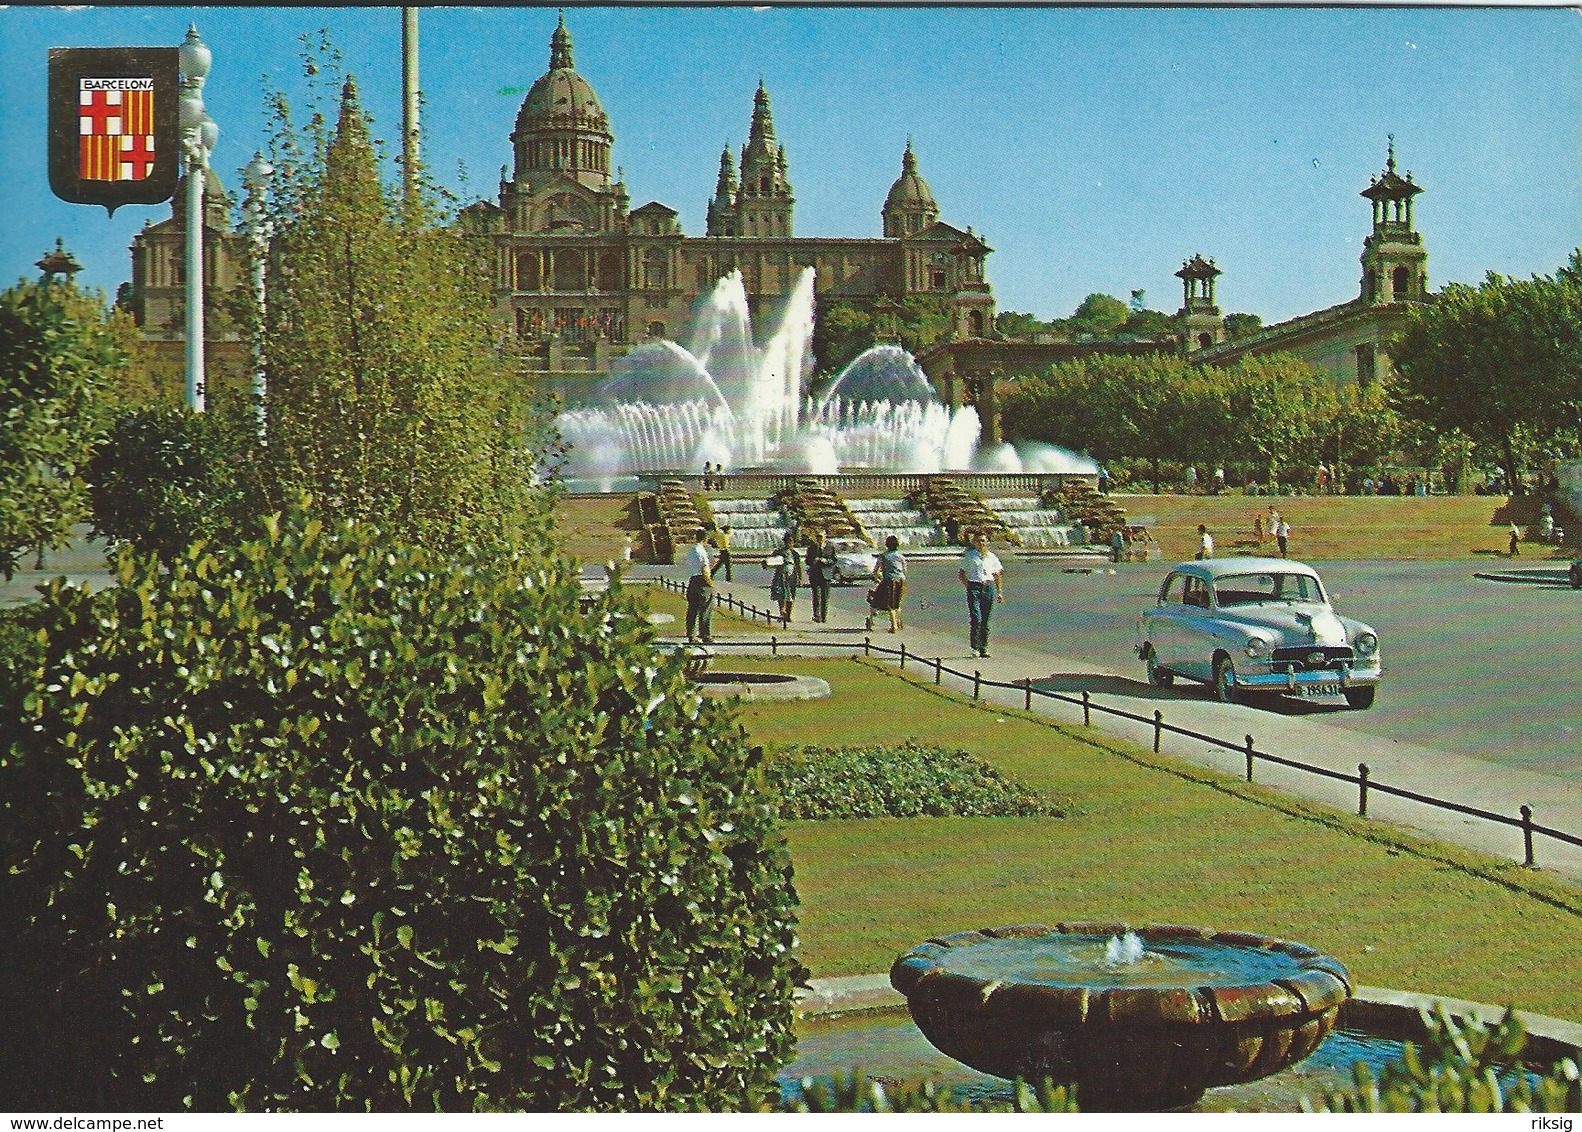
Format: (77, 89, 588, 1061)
(958, 531, 1004, 658)
(1197, 524, 1214, 560)
(684, 526, 714, 643)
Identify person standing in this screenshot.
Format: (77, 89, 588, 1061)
(958, 531, 1004, 658)
(713, 524, 733, 582)
(767, 531, 803, 624)
(684, 526, 714, 644)
(806, 530, 835, 623)
(1196, 524, 1214, 560)
(867, 535, 907, 633)
(1509, 522, 1522, 557)
(1276, 518, 1290, 558)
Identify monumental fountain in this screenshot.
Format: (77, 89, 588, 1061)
(554, 268, 1096, 482)
(889, 922, 1351, 1110)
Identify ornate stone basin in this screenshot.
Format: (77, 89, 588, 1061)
(890, 922, 1351, 1110)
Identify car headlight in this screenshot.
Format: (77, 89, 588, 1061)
(1354, 632, 1378, 657)
(1244, 637, 1269, 659)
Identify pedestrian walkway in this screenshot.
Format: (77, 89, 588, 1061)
(663, 566, 1582, 885)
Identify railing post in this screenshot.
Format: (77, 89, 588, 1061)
(1358, 763, 1370, 817)
(1024, 677, 1032, 711)
(934, 656, 942, 685)
(900, 642, 908, 671)
(1153, 710, 1163, 754)
(771, 635, 778, 658)
(1082, 690, 1091, 727)
(973, 670, 982, 700)
(864, 636, 872, 657)
(1521, 804, 1536, 868)
(1245, 735, 1255, 783)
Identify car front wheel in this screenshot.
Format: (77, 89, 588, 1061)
(1344, 686, 1376, 710)
(1144, 650, 1174, 688)
(1570, 561, 1582, 590)
(1212, 657, 1239, 704)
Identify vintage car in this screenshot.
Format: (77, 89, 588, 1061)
(1135, 557, 1381, 709)
(828, 538, 880, 585)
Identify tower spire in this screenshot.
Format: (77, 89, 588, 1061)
(549, 9, 573, 70)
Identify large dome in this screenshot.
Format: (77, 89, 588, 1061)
(514, 16, 610, 137)
(884, 141, 937, 213)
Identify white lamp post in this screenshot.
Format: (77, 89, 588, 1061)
(242, 151, 273, 433)
(179, 25, 216, 413)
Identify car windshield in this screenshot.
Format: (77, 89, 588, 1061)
(1212, 572, 1325, 607)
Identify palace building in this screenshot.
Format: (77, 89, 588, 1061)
(456, 14, 995, 401)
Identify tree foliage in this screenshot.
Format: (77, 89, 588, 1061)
(87, 403, 267, 556)
(1392, 262, 1582, 490)
(1001, 351, 1399, 490)
(1069, 293, 1130, 338)
(1, 501, 803, 1111)
(251, 64, 558, 556)
(0, 278, 122, 578)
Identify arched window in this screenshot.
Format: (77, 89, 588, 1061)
(1198, 332, 1214, 351)
(969, 310, 985, 336)
(1392, 266, 1411, 300)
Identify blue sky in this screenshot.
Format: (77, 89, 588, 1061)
(2, 5, 1579, 326)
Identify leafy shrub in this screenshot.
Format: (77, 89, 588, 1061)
(1, 501, 802, 1111)
(87, 402, 266, 556)
(769, 742, 1063, 820)
(1307, 1004, 1581, 1113)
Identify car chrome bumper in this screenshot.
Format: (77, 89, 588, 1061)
(1236, 664, 1382, 690)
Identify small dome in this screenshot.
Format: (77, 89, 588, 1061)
(884, 141, 937, 212)
(514, 15, 609, 137)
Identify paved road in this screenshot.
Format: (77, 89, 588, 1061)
(893, 556, 1582, 778)
(678, 558, 1582, 882)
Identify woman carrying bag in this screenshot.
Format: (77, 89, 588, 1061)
(866, 535, 906, 633)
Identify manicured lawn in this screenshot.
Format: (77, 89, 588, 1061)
(727, 656, 1582, 1021)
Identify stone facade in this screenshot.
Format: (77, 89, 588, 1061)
(457, 14, 995, 402)
(122, 168, 250, 395)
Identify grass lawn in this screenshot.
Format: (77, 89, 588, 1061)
(559, 490, 1570, 564)
(723, 654, 1582, 1022)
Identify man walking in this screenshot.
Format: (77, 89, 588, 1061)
(958, 531, 1004, 658)
(806, 530, 835, 623)
(1196, 524, 1214, 560)
(684, 526, 715, 644)
(713, 524, 733, 581)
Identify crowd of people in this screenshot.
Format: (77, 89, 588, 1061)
(681, 524, 1006, 656)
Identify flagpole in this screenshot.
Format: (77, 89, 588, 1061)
(402, 8, 419, 202)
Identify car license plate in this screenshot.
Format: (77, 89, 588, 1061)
(1298, 682, 1342, 698)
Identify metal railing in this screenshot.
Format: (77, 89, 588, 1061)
(636, 605, 1581, 870)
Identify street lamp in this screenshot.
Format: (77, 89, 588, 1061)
(242, 151, 273, 433)
(179, 24, 217, 413)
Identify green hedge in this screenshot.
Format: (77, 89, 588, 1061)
(87, 403, 266, 556)
(1, 502, 802, 1111)
(769, 742, 1063, 821)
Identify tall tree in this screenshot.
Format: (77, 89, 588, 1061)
(253, 71, 557, 554)
(1392, 265, 1582, 492)
(0, 278, 121, 577)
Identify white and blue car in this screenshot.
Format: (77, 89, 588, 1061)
(1136, 557, 1381, 709)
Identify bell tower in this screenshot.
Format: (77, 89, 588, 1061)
(1176, 253, 1224, 353)
(1359, 137, 1428, 305)
(734, 81, 794, 238)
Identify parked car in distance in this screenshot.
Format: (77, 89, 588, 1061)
(1135, 557, 1381, 709)
(828, 538, 879, 585)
